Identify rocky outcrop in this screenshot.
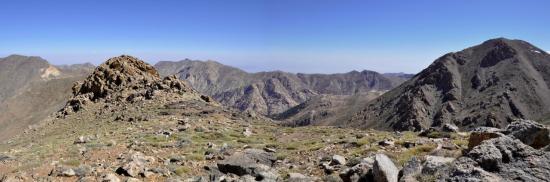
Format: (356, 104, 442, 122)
(349, 38, 550, 131)
(60, 55, 194, 115)
(447, 136, 550, 181)
(416, 120, 550, 181)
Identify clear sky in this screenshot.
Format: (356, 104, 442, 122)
(1, 0, 549, 73)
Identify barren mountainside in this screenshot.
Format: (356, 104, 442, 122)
(155, 60, 408, 115)
(0, 55, 93, 141)
(348, 38, 550, 131)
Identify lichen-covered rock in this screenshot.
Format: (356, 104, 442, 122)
(503, 119, 550, 149)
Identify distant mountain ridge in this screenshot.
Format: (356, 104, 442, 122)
(0, 55, 93, 141)
(155, 60, 409, 115)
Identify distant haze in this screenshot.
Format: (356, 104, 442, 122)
(1, 0, 549, 73)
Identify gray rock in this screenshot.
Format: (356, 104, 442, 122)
(125, 178, 141, 182)
(217, 149, 277, 178)
(339, 159, 373, 182)
(288, 173, 311, 182)
(447, 136, 550, 181)
(373, 154, 398, 182)
(467, 127, 505, 149)
(0, 154, 15, 162)
(243, 128, 252, 137)
(378, 139, 395, 147)
(503, 119, 550, 149)
(101, 173, 121, 182)
(442, 123, 459, 132)
(398, 157, 422, 182)
(49, 166, 76, 177)
(74, 165, 92, 177)
(421, 155, 455, 175)
(116, 152, 155, 177)
(331, 155, 346, 166)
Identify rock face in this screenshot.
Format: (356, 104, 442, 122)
(349, 38, 550, 131)
(0, 55, 93, 141)
(423, 120, 550, 181)
(61, 55, 193, 115)
(155, 60, 408, 116)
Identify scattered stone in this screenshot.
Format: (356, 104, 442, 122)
(50, 166, 76, 177)
(74, 136, 91, 144)
(288, 173, 311, 182)
(116, 152, 155, 177)
(331, 155, 347, 166)
(101, 173, 120, 182)
(263, 147, 276, 153)
(217, 149, 276, 178)
(339, 158, 374, 182)
(126, 178, 141, 182)
(401, 141, 416, 148)
(0, 154, 15, 162)
(421, 155, 455, 175)
(74, 165, 93, 177)
(398, 157, 422, 182)
(373, 154, 398, 182)
(442, 123, 459, 132)
(378, 139, 395, 147)
(243, 128, 252, 137)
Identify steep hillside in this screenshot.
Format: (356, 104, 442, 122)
(155, 60, 407, 115)
(350, 38, 550, 131)
(0, 55, 93, 141)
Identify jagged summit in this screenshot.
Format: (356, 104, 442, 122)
(60, 55, 195, 115)
(347, 38, 550, 131)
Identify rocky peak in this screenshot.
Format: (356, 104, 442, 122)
(61, 55, 194, 115)
(73, 55, 160, 100)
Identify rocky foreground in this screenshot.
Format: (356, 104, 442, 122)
(0, 55, 549, 182)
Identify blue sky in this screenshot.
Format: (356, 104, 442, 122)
(1, 0, 549, 73)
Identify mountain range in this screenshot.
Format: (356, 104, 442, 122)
(155, 60, 410, 116)
(1, 38, 550, 181)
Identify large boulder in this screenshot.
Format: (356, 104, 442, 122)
(467, 127, 505, 149)
(421, 156, 455, 175)
(503, 119, 550, 149)
(217, 149, 278, 181)
(447, 136, 550, 181)
(373, 154, 399, 182)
